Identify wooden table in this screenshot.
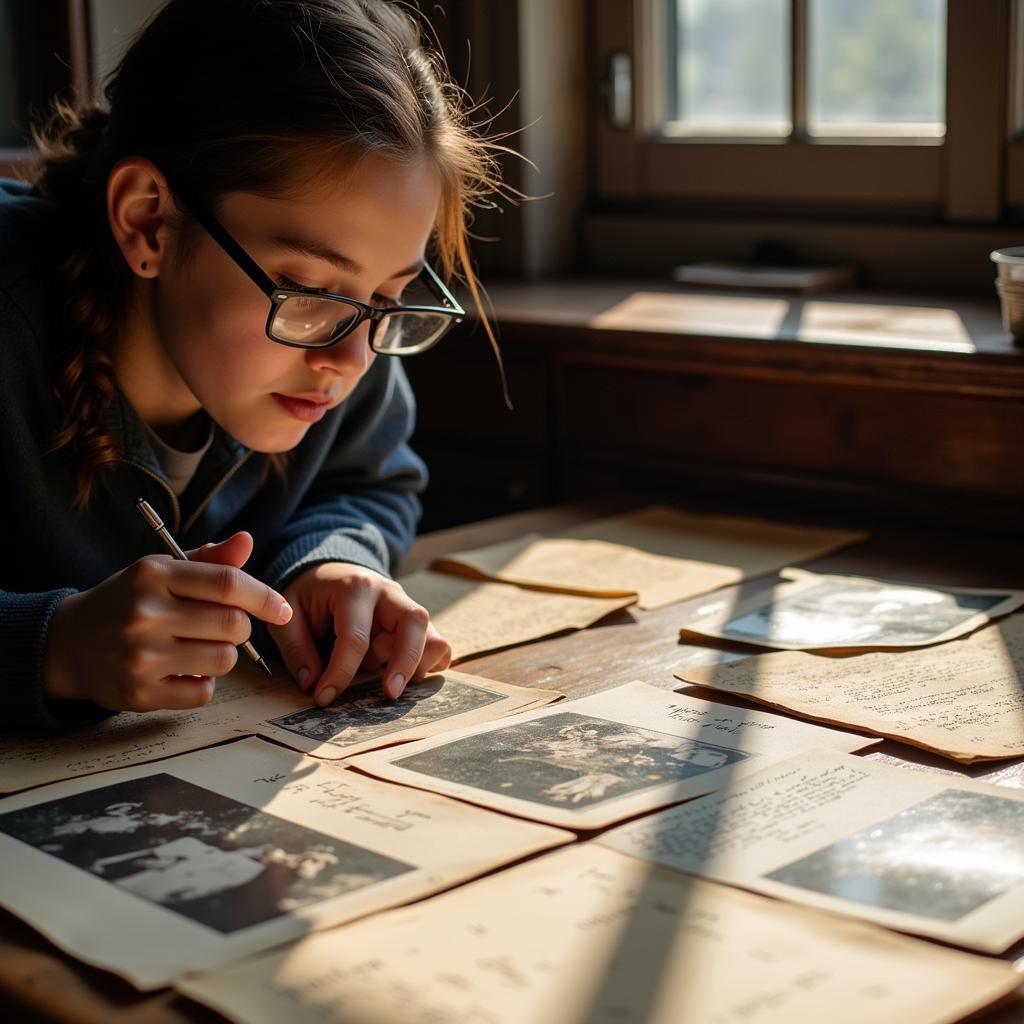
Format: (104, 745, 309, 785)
(2, 500, 1023, 1022)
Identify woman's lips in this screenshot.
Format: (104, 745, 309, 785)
(272, 393, 331, 422)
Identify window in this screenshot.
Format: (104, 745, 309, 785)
(805, 0, 945, 138)
(593, 0, 1010, 222)
(666, 0, 791, 138)
(663, 0, 947, 140)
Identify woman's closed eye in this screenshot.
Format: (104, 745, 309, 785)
(276, 274, 328, 292)
(277, 276, 403, 308)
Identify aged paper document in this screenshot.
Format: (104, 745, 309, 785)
(398, 569, 635, 659)
(351, 681, 874, 829)
(0, 668, 289, 795)
(432, 505, 866, 609)
(177, 844, 1020, 1024)
(680, 567, 1024, 651)
(251, 669, 562, 760)
(601, 749, 1024, 953)
(0, 737, 570, 989)
(677, 616, 1024, 763)
(0, 666, 559, 793)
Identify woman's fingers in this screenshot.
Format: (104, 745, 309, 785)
(366, 624, 451, 688)
(380, 603, 430, 699)
(314, 587, 377, 706)
(417, 628, 453, 679)
(151, 675, 217, 710)
(363, 631, 394, 672)
(168, 599, 253, 645)
(162, 560, 291, 627)
(167, 638, 240, 680)
(185, 531, 254, 568)
(268, 606, 323, 693)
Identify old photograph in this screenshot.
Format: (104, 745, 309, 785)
(0, 773, 413, 934)
(722, 579, 1007, 647)
(393, 712, 750, 809)
(266, 676, 505, 746)
(765, 788, 1024, 921)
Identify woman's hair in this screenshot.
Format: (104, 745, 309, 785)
(31, 0, 508, 508)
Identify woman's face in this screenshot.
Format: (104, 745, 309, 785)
(152, 152, 442, 452)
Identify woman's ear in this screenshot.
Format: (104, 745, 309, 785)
(106, 158, 176, 279)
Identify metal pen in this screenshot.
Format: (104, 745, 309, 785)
(135, 498, 273, 677)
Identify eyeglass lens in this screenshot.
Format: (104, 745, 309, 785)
(271, 295, 362, 346)
(270, 295, 453, 353)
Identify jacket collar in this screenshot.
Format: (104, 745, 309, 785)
(106, 386, 256, 540)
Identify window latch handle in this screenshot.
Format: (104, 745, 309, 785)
(600, 51, 632, 129)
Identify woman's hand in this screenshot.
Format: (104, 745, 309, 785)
(43, 532, 292, 712)
(269, 563, 452, 706)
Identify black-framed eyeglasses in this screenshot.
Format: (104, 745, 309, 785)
(174, 188, 465, 355)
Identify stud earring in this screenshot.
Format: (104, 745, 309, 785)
(140, 261, 149, 272)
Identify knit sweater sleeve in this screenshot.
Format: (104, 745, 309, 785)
(0, 587, 116, 731)
(0, 247, 116, 732)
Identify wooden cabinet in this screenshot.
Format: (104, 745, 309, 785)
(408, 280, 1024, 534)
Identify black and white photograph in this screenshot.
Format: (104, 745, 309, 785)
(722, 579, 1008, 648)
(765, 789, 1024, 922)
(0, 773, 413, 934)
(266, 676, 505, 746)
(393, 712, 750, 809)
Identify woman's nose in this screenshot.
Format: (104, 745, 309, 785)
(305, 320, 374, 377)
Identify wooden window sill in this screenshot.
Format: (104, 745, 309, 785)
(467, 278, 1024, 400)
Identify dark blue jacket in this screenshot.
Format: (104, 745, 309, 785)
(0, 180, 426, 731)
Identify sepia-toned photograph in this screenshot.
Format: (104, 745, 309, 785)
(266, 677, 505, 746)
(722, 579, 1007, 648)
(393, 712, 749, 809)
(765, 788, 1024, 922)
(0, 773, 413, 934)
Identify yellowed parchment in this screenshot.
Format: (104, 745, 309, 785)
(677, 615, 1024, 764)
(398, 569, 635, 659)
(0, 667, 291, 795)
(601, 749, 1024, 953)
(680, 567, 1024, 651)
(0, 665, 560, 794)
(431, 505, 867, 610)
(351, 680, 874, 829)
(177, 844, 1020, 1024)
(0, 737, 571, 990)
(250, 669, 562, 760)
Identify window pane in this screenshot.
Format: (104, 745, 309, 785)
(667, 0, 790, 137)
(809, 0, 946, 137)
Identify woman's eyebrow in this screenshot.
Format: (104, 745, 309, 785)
(272, 235, 362, 274)
(271, 236, 424, 279)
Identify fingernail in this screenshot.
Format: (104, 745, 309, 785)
(317, 686, 337, 707)
(279, 602, 293, 623)
(386, 673, 406, 700)
(298, 667, 310, 688)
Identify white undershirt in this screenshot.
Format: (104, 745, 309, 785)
(143, 418, 215, 496)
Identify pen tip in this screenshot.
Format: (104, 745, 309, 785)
(258, 658, 273, 677)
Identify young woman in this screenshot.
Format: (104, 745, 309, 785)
(0, 0, 502, 730)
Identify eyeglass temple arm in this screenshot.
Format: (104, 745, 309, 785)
(175, 183, 463, 315)
(173, 187, 280, 297)
(421, 262, 465, 316)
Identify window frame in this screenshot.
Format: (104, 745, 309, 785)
(592, 0, 1010, 224)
